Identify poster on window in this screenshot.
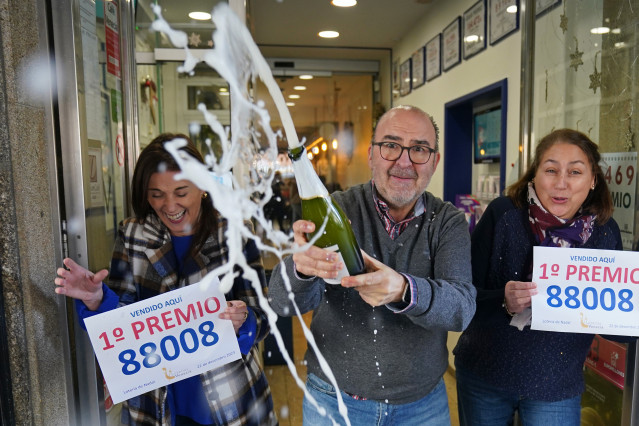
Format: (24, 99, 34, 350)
(601, 152, 637, 250)
(104, 1, 121, 78)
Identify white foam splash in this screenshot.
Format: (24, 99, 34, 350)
(152, 4, 350, 425)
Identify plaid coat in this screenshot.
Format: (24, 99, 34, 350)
(108, 214, 276, 425)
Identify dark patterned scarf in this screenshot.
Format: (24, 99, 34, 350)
(527, 182, 595, 248)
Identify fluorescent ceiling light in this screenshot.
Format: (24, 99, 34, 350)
(188, 11, 211, 20)
(286, 102, 296, 106)
(590, 27, 610, 34)
(319, 30, 339, 38)
(332, 0, 357, 6)
(299, 75, 313, 80)
(288, 94, 300, 99)
(293, 86, 307, 90)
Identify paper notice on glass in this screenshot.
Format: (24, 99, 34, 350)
(84, 279, 240, 404)
(601, 152, 637, 250)
(531, 246, 639, 336)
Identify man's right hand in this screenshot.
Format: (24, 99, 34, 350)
(54, 257, 108, 311)
(291, 220, 343, 281)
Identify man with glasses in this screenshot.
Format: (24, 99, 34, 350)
(269, 105, 476, 425)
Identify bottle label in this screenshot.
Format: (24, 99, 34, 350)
(324, 244, 349, 285)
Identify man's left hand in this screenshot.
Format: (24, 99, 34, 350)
(341, 251, 406, 307)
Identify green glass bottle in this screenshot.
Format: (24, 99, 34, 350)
(288, 146, 365, 284)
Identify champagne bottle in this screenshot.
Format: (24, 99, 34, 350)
(288, 146, 365, 284)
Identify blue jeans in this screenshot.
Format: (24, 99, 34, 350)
(302, 373, 451, 426)
(455, 365, 581, 426)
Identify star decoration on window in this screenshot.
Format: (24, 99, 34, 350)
(207, 40, 214, 47)
(559, 2, 568, 33)
(570, 37, 583, 72)
(588, 51, 601, 94)
(188, 32, 201, 47)
(623, 128, 635, 152)
(560, 13, 568, 33)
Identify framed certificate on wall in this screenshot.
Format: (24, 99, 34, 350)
(399, 58, 412, 96)
(462, 0, 486, 59)
(489, 0, 519, 45)
(411, 47, 425, 89)
(425, 34, 441, 81)
(442, 17, 461, 71)
(392, 59, 400, 90)
(536, 0, 561, 16)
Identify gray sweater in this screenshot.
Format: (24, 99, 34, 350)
(268, 182, 476, 404)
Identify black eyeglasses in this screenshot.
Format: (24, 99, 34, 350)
(371, 141, 436, 164)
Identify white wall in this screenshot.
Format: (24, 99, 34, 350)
(390, 0, 523, 370)
(392, 0, 523, 200)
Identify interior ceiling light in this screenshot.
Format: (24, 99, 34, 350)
(590, 27, 610, 34)
(288, 94, 300, 99)
(319, 30, 339, 38)
(332, 0, 357, 6)
(294, 86, 307, 90)
(286, 102, 296, 106)
(188, 11, 211, 20)
(506, 5, 517, 13)
(299, 75, 313, 80)
(612, 28, 621, 34)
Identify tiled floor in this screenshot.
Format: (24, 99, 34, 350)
(264, 312, 460, 426)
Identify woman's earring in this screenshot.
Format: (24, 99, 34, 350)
(202, 192, 208, 199)
(591, 184, 595, 190)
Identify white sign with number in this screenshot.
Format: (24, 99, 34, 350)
(531, 246, 639, 336)
(601, 152, 637, 250)
(84, 280, 241, 404)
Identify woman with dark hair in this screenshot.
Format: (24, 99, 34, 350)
(55, 133, 276, 425)
(453, 129, 628, 425)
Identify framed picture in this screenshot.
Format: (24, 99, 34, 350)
(536, 0, 561, 16)
(425, 34, 441, 81)
(442, 17, 461, 71)
(463, 0, 486, 59)
(411, 47, 425, 89)
(399, 58, 412, 96)
(392, 59, 400, 90)
(489, 0, 519, 45)
(473, 106, 502, 163)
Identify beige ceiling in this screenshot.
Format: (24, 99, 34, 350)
(143, 0, 437, 144)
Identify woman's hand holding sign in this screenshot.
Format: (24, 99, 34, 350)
(219, 300, 250, 335)
(504, 280, 538, 314)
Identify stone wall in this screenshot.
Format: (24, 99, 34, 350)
(0, 0, 74, 424)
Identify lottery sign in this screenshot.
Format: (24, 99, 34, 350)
(601, 152, 637, 250)
(531, 246, 639, 336)
(84, 280, 240, 404)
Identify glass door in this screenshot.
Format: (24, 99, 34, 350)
(51, 0, 136, 423)
(522, 1, 639, 424)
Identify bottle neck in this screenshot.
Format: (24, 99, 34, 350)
(288, 147, 329, 199)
